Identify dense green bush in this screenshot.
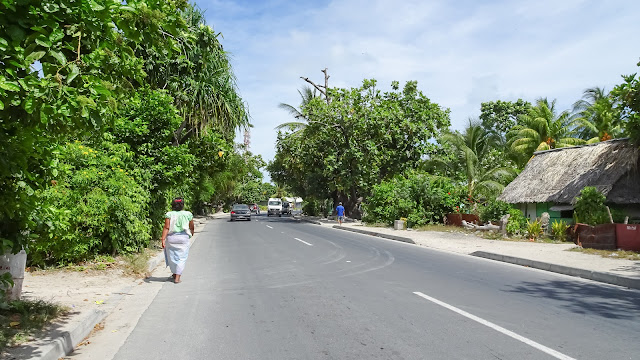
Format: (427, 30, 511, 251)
(302, 200, 319, 216)
(505, 208, 527, 235)
(29, 141, 152, 266)
(574, 186, 609, 225)
(479, 199, 513, 224)
(363, 172, 461, 227)
(302, 198, 332, 217)
(112, 90, 197, 237)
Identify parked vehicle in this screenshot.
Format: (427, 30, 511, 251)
(230, 204, 251, 221)
(250, 203, 260, 214)
(267, 198, 282, 217)
(281, 201, 291, 215)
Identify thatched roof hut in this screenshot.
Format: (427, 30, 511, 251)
(498, 139, 640, 205)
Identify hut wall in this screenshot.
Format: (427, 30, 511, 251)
(518, 203, 537, 221)
(536, 202, 574, 225)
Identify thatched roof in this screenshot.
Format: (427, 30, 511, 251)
(498, 139, 640, 205)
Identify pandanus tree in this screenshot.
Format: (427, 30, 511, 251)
(138, 5, 249, 144)
(508, 98, 584, 165)
(571, 87, 622, 143)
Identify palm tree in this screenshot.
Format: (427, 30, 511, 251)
(433, 121, 516, 200)
(139, 4, 249, 144)
(508, 98, 584, 162)
(275, 86, 317, 132)
(571, 87, 622, 143)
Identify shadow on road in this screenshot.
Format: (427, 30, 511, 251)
(505, 279, 640, 319)
(143, 276, 174, 283)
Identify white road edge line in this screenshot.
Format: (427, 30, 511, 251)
(294, 238, 313, 246)
(266, 225, 273, 229)
(413, 291, 576, 360)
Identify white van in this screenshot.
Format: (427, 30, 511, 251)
(267, 198, 282, 217)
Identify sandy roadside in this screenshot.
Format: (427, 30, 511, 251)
(18, 215, 216, 315)
(20, 268, 145, 314)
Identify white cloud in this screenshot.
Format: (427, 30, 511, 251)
(197, 0, 640, 181)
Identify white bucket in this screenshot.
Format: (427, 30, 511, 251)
(0, 250, 27, 300)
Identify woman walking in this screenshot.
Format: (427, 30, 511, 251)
(161, 197, 195, 284)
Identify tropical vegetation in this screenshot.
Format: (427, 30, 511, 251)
(2, 0, 640, 280)
(0, 1, 264, 271)
(272, 60, 640, 229)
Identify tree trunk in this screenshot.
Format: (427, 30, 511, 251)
(334, 191, 359, 218)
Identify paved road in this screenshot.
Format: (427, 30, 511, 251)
(113, 215, 640, 360)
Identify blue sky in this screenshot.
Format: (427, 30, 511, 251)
(194, 0, 639, 174)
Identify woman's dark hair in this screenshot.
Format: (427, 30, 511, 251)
(171, 197, 185, 211)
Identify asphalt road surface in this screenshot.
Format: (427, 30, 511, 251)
(113, 215, 640, 360)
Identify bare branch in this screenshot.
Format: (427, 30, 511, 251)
(301, 68, 331, 105)
(300, 77, 326, 97)
(322, 68, 330, 104)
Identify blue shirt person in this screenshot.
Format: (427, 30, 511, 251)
(336, 202, 345, 225)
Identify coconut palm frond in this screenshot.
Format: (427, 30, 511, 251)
(275, 121, 308, 132)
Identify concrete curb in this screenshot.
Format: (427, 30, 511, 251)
(293, 216, 322, 225)
(12, 218, 212, 360)
(41, 309, 108, 360)
(471, 251, 640, 290)
(332, 225, 415, 244)
(5, 309, 109, 360)
(298, 218, 322, 225)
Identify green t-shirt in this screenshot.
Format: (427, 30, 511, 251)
(166, 210, 193, 236)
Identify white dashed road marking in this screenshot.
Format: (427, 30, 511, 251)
(294, 238, 313, 246)
(413, 292, 576, 360)
(266, 225, 273, 229)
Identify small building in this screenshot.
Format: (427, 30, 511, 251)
(498, 139, 640, 224)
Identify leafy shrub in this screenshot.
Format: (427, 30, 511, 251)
(574, 187, 609, 225)
(363, 172, 461, 227)
(302, 198, 333, 217)
(303, 200, 319, 216)
(551, 220, 570, 242)
(526, 219, 543, 240)
(112, 90, 197, 238)
(29, 141, 152, 266)
(505, 208, 527, 235)
(610, 207, 628, 223)
(479, 199, 513, 224)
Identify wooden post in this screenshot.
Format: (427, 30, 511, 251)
(606, 206, 614, 224)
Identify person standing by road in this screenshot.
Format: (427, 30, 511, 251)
(336, 202, 345, 226)
(161, 197, 195, 284)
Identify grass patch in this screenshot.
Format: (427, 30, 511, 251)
(412, 224, 468, 233)
(28, 240, 163, 278)
(537, 236, 572, 244)
(568, 247, 640, 260)
(0, 299, 67, 352)
(480, 231, 506, 240)
(361, 222, 390, 228)
(119, 250, 153, 277)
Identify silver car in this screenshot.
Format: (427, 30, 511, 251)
(230, 204, 251, 221)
